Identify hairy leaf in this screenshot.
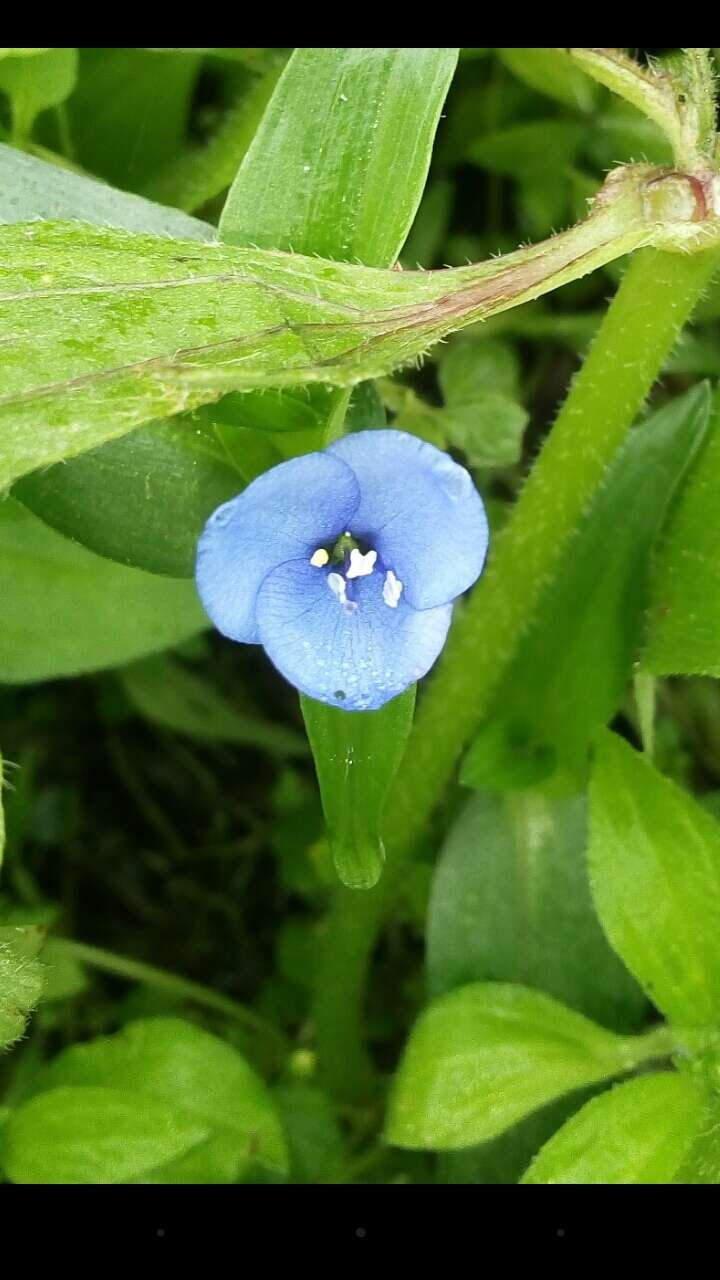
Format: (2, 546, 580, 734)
(0, 168, 649, 489)
(522, 1072, 708, 1184)
(385, 983, 653, 1150)
(589, 730, 720, 1025)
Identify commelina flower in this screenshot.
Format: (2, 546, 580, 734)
(195, 429, 489, 711)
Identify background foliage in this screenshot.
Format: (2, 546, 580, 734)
(2, 46, 720, 1185)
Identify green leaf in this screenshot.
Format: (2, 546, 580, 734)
(121, 654, 308, 758)
(40, 937, 88, 1003)
(498, 48, 598, 112)
(32, 1016, 288, 1182)
(142, 57, 286, 214)
(465, 120, 585, 178)
(435, 398, 528, 469)
(215, 48, 458, 445)
(427, 790, 646, 1031)
(0, 499, 206, 683)
(589, 730, 720, 1026)
(568, 48, 700, 170)
(644, 386, 720, 676)
(432, 334, 529, 467)
(0, 141, 215, 238)
(0, 166, 649, 488)
(301, 689, 415, 889)
(13, 413, 243, 578)
(219, 47, 459, 264)
(0, 48, 77, 143)
(67, 49, 201, 190)
(439, 336, 521, 403)
(389, 334, 528, 469)
(385, 983, 656, 1150)
(0, 50, 51, 60)
(462, 384, 712, 785)
(664, 331, 720, 377)
(344, 380, 386, 433)
(0, 925, 45, 1052)
(437, 1093, 593, 1186)
(518, 170, 573, 240)
(400, 178, 453, 269)
(148, 49, 276, 68)
(134, 1134, 252, 1184)
(585, 99, 673, 169)
(0, 1085, 207, 1184)
(207, 386, 338, 437)
(674, 1076, 720, 1183)
(521, 1072, 708, 1184)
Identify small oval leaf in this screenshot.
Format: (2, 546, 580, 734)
(385, 982, 647, 1150)
(589, 730, 720, 1026)
(521, 1072, 708, 1184)
(0, 1085, 207, 1184)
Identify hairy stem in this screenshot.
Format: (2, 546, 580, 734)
(314, 245, 720, 1101)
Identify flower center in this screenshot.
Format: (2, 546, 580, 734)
(330, 530, 362, 563)
(309, 532, 403, 611)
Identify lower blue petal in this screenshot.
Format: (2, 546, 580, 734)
(195, 451, 360, 644)
(255, 558, 453, 710)
(328, 429, 489, 610)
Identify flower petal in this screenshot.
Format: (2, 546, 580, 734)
(256, 559, 453, 710)
(195, 452, 360, 643)
(328, 429, 489, 609)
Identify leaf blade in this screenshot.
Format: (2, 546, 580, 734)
(0, 142, 214, 239)
(0, 1085, 208, 1184)
(427, 789, 646, 1030)
(644, 386, 720, 676)
(462, 384, 712, 784)
(521, 1072, 708, 1184)
(219, 47, 459, 264)
(0, 499, 206, 683)
(0, 171, 648, 489)
(33, 1016, 288, 1180)
(385, 982, 647, 1150)
(589, 730, 720, 1026)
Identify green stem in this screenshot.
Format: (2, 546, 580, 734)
(53, 938, 289, 1067)
(621, 1021, 681, 1071)
(314, 245, 720, 1101)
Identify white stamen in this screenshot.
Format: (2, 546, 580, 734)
(383, 570, 403, 609)
(310, 547, 329, 568)
(327, 571, 358, 614)
(327, 572, 346, 602)
(346, 548, 377, 579)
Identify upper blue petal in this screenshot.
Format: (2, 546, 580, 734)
(195, 451, 360, 643)
(255, 557, 453, 711)
(328, 429, 489, 610)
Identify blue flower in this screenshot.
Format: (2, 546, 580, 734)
(195, 429, 489, 711)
